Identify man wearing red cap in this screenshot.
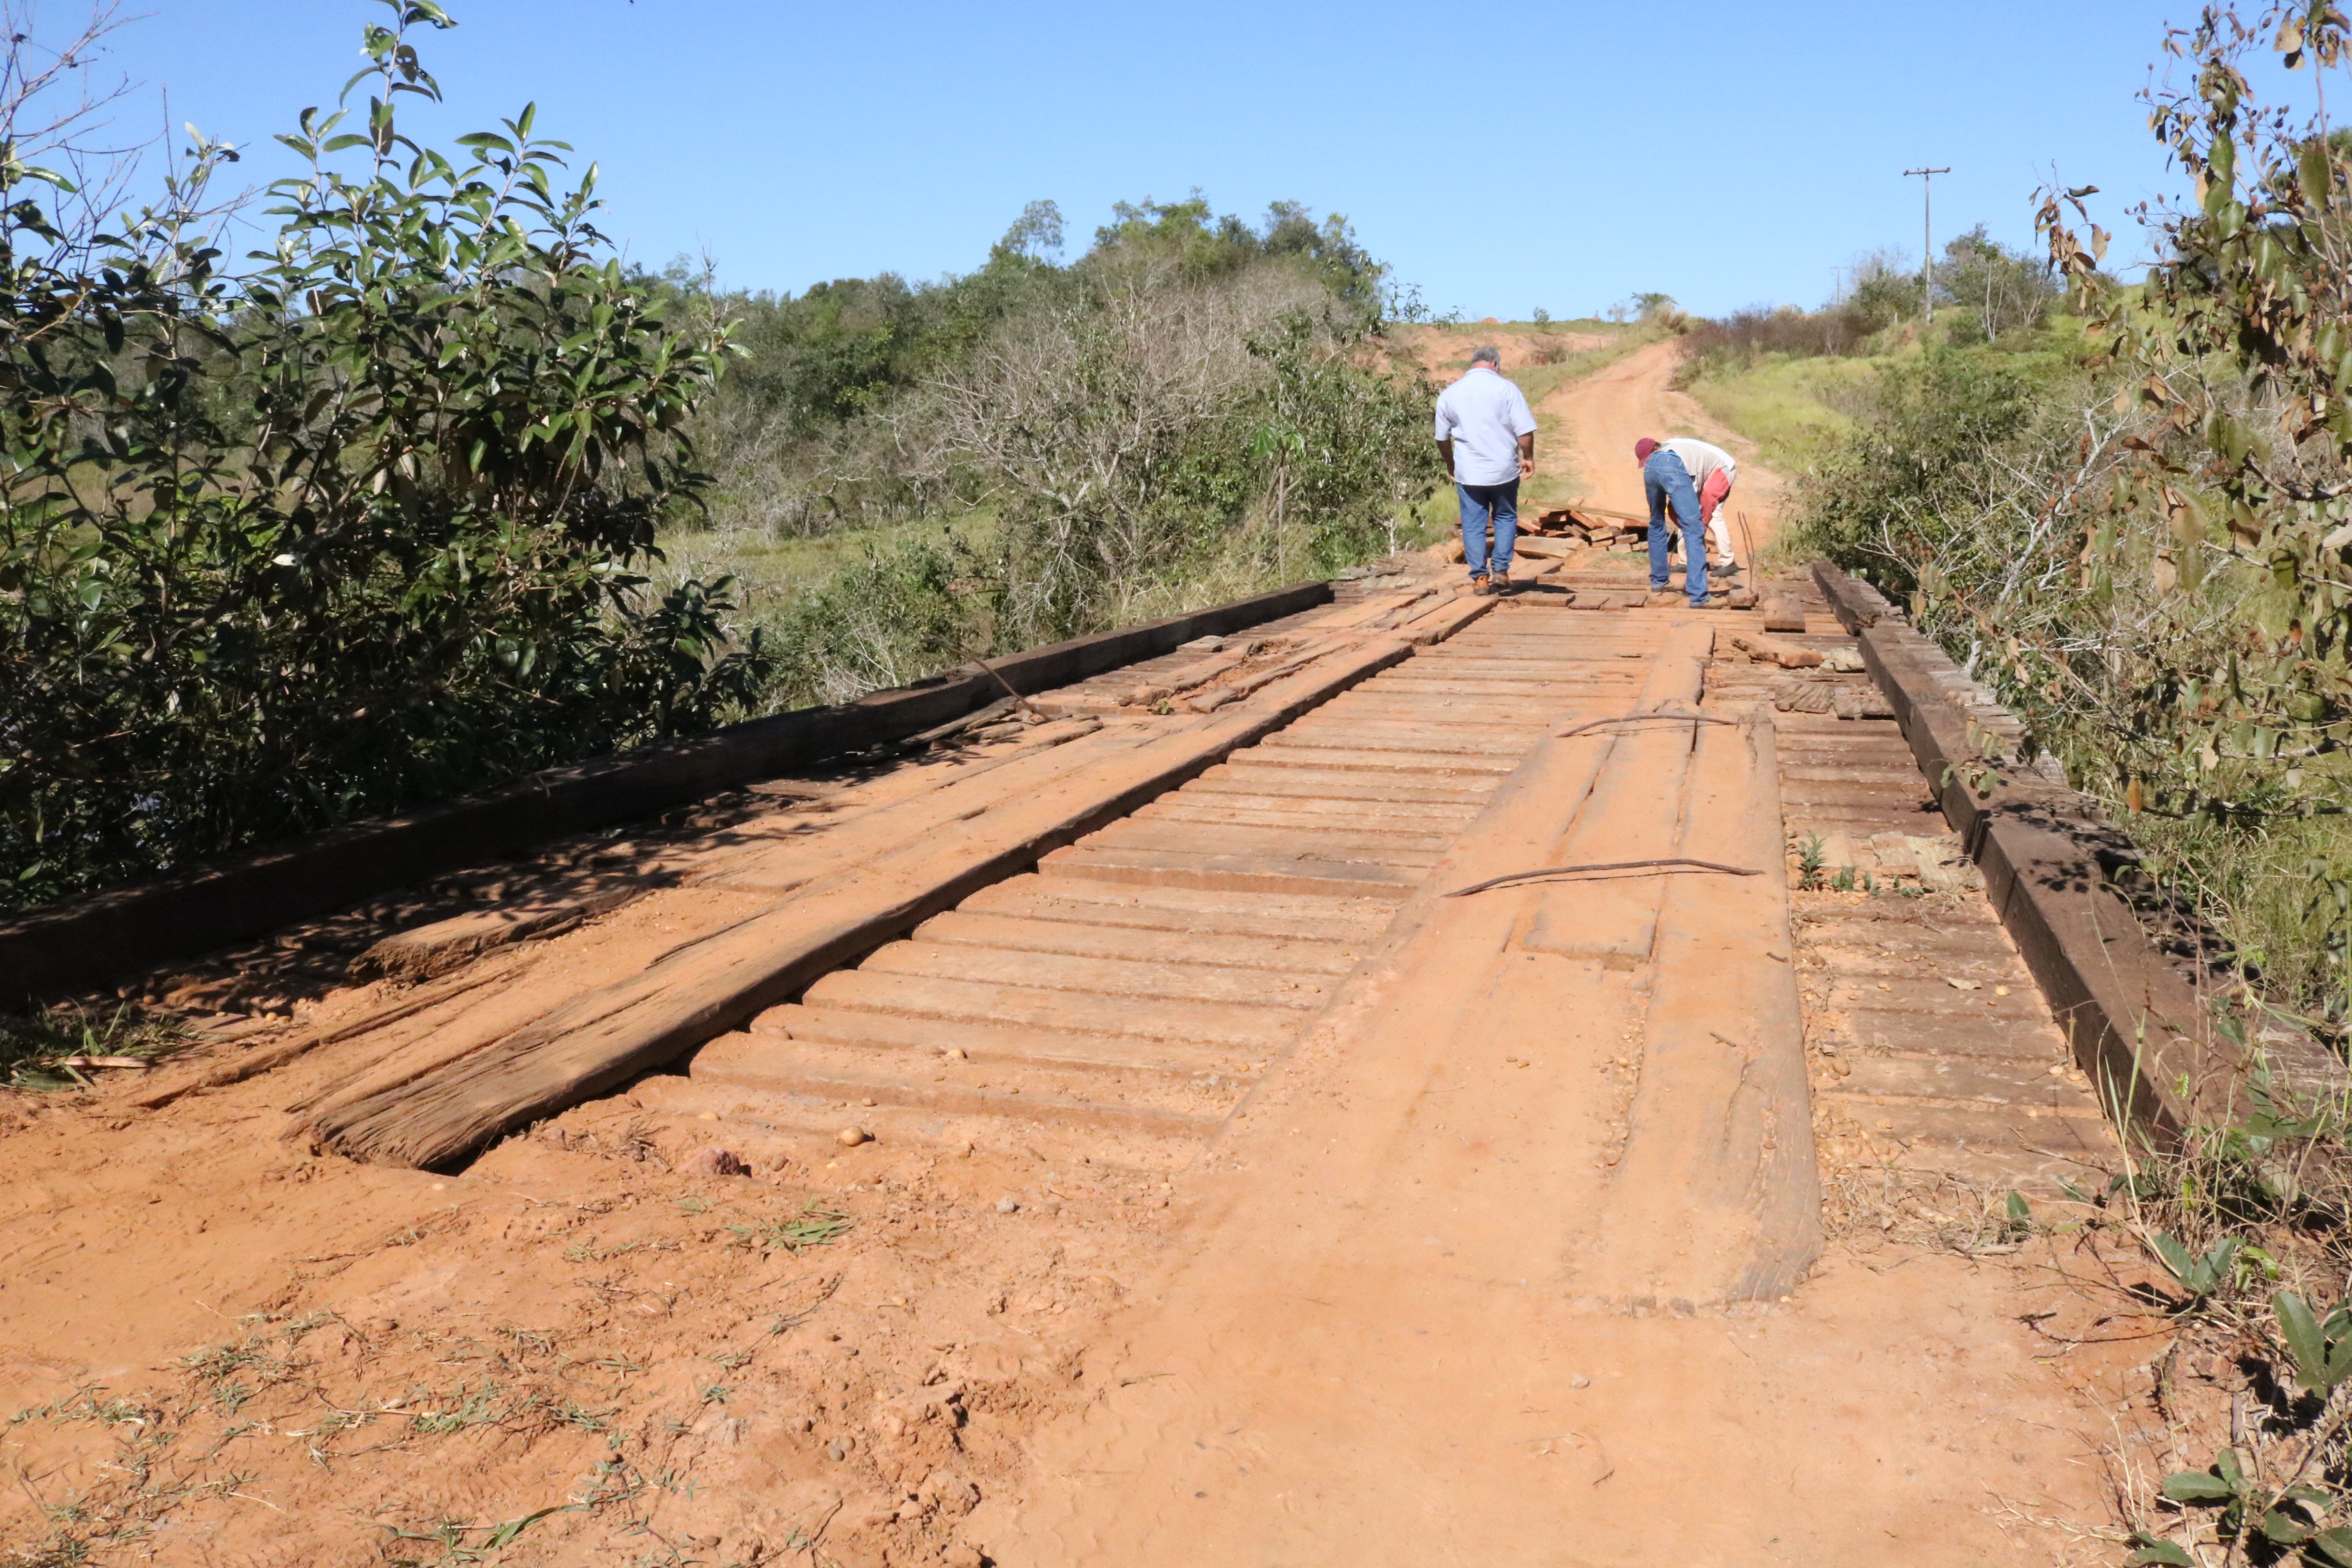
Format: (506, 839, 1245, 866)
(1634, 436, 1723, 607)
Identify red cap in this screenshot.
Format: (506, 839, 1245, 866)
(1634, 437, 1660, 462)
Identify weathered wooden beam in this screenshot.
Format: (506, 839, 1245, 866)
(303, 629, 1459, 1169)
(1, 580, 1333, 1004)
(1810, 559, 2340, 1149)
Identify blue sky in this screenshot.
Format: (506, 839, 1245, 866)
(62, 1, 2240, 318)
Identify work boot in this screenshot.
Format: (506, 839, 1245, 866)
(1469, 574, 1491, 596)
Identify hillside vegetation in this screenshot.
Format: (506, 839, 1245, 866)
(1684, 18, 2351, 1046)
(0, 2, 1433, 907)
(655, 195, 1432, 707)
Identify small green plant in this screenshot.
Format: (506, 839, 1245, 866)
(377, 1503, 570, 1567)
(2144, 1444, 2352, 1565)
(2274, 1291, 2352, 1394)
(2148, 1232, 2243, 1306)
(407, 1380, 508, 1437)
(725, 1203, 852, 1256)
(0, 1004, 188, 1089)
(1796, 834, 1828, 891)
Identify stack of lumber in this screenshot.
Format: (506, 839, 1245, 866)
(1528, 503, 1648, 543)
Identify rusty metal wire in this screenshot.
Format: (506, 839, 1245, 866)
(1554, 714, 1739, 739)
(1443, 859, 1763, 897)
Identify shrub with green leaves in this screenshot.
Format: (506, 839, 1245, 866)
(0, 2, 763, 907)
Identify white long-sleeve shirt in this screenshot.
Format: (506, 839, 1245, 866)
(1661, 437, 1737, 489)
(1434, 367, 1538, 486)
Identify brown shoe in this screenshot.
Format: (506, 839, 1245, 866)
(1469, 574, 1491, 596)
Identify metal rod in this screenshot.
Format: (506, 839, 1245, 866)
(1444, 859, 1763, 898)
(973, 656, 1049, 721)
(1555, 713, 1739, 739)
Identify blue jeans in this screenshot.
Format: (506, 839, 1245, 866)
(1458, 481, 1518, 579)
(1642, 452, 1710, 604)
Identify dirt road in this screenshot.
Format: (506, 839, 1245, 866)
(0, 352, 2152, 1567)
(1541, 337, 1789, 554)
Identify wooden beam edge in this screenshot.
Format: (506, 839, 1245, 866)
(4, 579, 1336, 1003)
(1809, 558, 2335, 1153)
(315, 635, 1417, 1168)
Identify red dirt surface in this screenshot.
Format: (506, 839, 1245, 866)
(0, 349, 2167, 1568)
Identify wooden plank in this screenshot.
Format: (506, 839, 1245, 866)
(1224, 746, 1518, 777)
(1363, 680, 1625, 701)
(742, 1002, 1239, 1074)
(1724, 630, 1825, 669)
(1827, 1052, 2103, 1112)
(959, 875, 1399, 942)
(1040, 845, 1425, 899)
(0, 578, 1337, 1004)
(854, 941, 1332, 1008)
(910, 910, 1363, 974)
(349, 885, 646, 981)
(1580, 710, 1824, 1306)
(298, 633, 1410, 1167)
(1329, 694, 1585, 718)
(1828, 1100, 2118, 1158)
(687, 1038, 1220, 1136)
(1081, 818, 1450, 863)
(1301, 587, 1438, 633)
(803, 970, 1301, 1048)
(1136, 798, 1479, 832)
(1261, 726, 1538, 758)
(1178, 769, 1495, 805)
(691, 724, 1152, 891)
(1110, 809, 1453, 849)
(1396, 594, 1494, 646)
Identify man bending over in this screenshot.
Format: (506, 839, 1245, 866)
(1634, 436, 1722, 608)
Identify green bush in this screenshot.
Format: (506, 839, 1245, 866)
(765, 534, 989, 709)
(1796, 349, 2047, 596)
(0, 2, 760, 907)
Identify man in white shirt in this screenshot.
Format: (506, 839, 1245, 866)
(1433, 346, 1538, 595)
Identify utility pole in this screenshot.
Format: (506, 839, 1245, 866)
(1903, 166, 1949, 328)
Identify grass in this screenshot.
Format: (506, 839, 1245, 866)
(725, 1203, 852, 1256)
(2126, 808, 2352, 1030)
(652, 510, 988, 611)
(1677, 352, 1871, 473)
(0, 1003, 190, 1091)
